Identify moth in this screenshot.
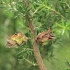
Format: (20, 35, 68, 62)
(36, 28, 55, 44)
(7, 33, 28, 48)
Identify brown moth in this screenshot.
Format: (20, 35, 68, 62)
(7, 33, 28, 48)
(36, 28, 55, 43)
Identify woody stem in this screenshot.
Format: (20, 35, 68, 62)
(23, 0, 47, 70)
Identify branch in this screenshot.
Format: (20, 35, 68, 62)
(23, 0, 47, 70)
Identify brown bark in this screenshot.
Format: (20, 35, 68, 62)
(23, 0, 47, 70)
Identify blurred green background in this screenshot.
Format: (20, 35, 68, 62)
(0, 0, 70, 70)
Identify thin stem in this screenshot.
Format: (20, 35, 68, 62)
(25, 58, 37, 66)
(23, 0, 47, 70)
(34, 2, 64, 19)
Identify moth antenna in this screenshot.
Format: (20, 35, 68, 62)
(46, 27, 51, 34)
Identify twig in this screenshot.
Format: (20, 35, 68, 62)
(25, 58, 37, 66)
(23, 0, 47, 70)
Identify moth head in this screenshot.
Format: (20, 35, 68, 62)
(7, 39, 18, 48)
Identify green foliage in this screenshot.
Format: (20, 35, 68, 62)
(52, 19, 70, 37)
(0, 0, 70, 70)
